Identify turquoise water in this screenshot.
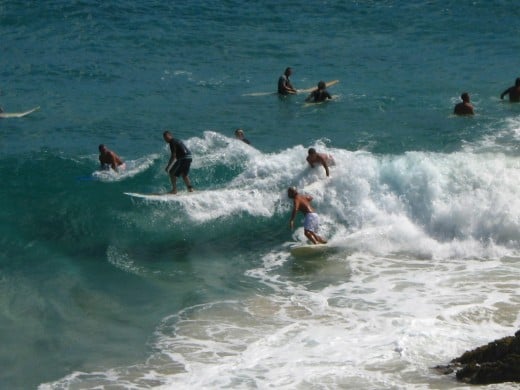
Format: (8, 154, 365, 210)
(2, 2, 520, 388)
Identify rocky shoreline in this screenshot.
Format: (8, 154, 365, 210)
(435, 330, 520, 385)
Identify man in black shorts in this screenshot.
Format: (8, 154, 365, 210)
(163, 130, 194, 194)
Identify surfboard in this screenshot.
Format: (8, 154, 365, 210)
(0, 106, 40, 118)
(242, 80, 338, 97)
(290, 243, 333, 257)
(297, 80, 339, 94)
(124, 191, 200, 201)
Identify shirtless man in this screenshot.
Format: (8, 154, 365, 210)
(453, 92, 474, 116)
(98, 144, 125, 172)
(500, 77, 520, 102)
(306, 148, 334, 177)
(288, 187, 327, 245)
(278, 67, 297, 95)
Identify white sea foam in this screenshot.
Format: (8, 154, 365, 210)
(42, 132, 520, 389)
(158, 131, 520, 260)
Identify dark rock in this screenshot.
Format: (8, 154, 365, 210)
(438, 330, 520, 385)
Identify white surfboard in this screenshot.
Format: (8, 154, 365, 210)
(124, 191, 201, 201)
(0, 106, 40, 118)
(290, 243, 334, 257)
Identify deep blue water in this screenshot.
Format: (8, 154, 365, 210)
(2, 1, 520, 388)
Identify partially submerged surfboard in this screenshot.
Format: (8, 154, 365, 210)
(297, 80, 339, 94)
(290, 243, 334, 257)
(0, 106, 40, 118)
(242, 79, 339, 97)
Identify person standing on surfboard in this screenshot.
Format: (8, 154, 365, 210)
(278, 67, 297, 95)
(163, 130, 194, 194)
(288, 187, 327, 245)
(98, 144, 125, 172)
(306, 148, 334, 177)
(453, 92, 474, 116)
(305, 80, 332, 103)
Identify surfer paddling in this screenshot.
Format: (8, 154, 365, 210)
(163, 130, 194, 194)
(288, 187, 327, 245)
(306, 148, 334, 177)
(278, 67, 297, 95)
(305, 80, 332, 103)
(98, 144, 125, 172)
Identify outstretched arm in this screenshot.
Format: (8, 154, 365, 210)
(318, 155, 329, 176)
(501, 87, 510, 100)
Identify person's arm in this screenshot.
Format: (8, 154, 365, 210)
(306, 156, 314, 168)
(285, 80, 297, 94)
(318, 155, 329, 176)
(326, 91, 332, 100)
(165, 148, 176, 172)
(305, 92, 314, 102)
(289, 202, 297, 229)
(108, 153, 118, 171)
(501, 87, 510, 100)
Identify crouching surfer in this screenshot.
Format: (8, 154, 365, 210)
(98, 144, 126, 172)
(288, 186, 327, 245)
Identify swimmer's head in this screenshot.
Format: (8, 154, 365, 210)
(318, 80, 326, 89)
(287, 186, 298, 199)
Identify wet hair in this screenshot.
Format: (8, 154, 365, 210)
(461, 92, 470, 102)
(308, 148, 316, 155)
(98, 144, 106, 152)
(287, 186, 298, 198)
(318, 80, 326, 89)
(235, 128, 244, 136)
(163, 130, 172, 137)
(284, 67, 292, 75)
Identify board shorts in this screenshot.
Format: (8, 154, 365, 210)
(169, 158, 192, 177)
(303, 212, 319, 233)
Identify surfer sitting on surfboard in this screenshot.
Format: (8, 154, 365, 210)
(306, 148, 334, 177)
(278, 67, 297, 95)
(305, 80, 332, 103)
(288, 187, 327, 245)
(99, 144, 125, 172)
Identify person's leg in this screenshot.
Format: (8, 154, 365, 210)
(168, 172, 177, 194)
(304, 229, 318, 244)
(182, 174, 193, 192)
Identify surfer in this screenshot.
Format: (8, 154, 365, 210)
(305, 80, 332, 103)
(278, 67, 297, 95)
(453, 92, 474, 116)
(234, 128, 251, 144)
(306, 148, 334, 177)
(500, 77, 520, 102)
(163, 130, 194, 194)
(287, 187, 327, 245)
(98, 144, 125, 172)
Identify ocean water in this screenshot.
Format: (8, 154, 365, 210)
(1, 1, 520, 388)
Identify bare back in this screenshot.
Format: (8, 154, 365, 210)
(293, 194, 315, 214)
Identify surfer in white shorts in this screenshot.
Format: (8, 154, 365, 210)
(98, 144, 126, 172)
(288, 187, 327, 245)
